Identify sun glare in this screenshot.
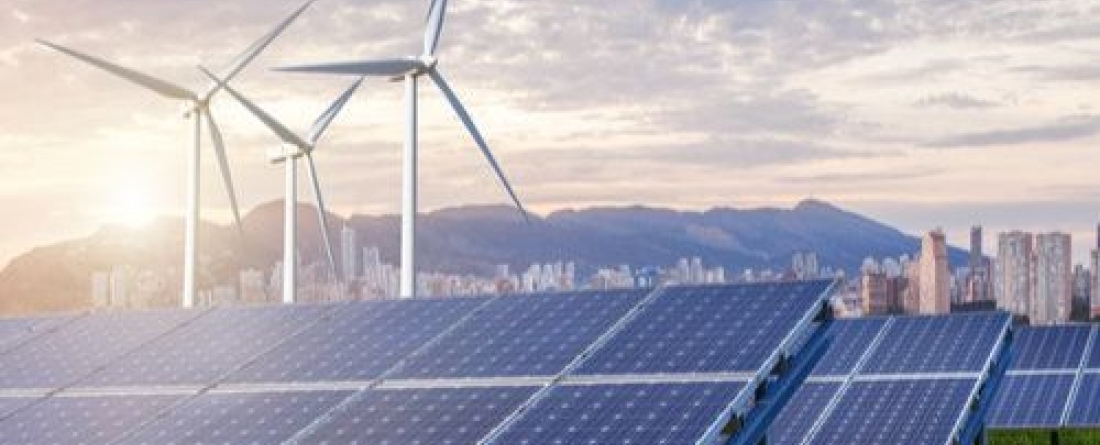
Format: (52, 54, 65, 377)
(107, 187, 156, 228)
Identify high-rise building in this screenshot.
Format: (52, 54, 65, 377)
(996, 231, 1033, 317)
(967, 225, 991, 302)
(1032, 232, 1072, 325)
(690, 257, 704, 284)
(970, 226, 983, 270)
(792, 252, 820, 280)
(341, 225, 359, 281)
(902, 257, 921, 314)
(1073, 264, 1091, 320)
(918, 229, 950, 314)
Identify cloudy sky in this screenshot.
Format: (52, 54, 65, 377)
(2, 0, 1100, 266)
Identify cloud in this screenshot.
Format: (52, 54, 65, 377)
(1011, 65, 1100, 82)
(925, 115, 1100, 148)
(914, 93, 999, 109)
(783, 170, 936, 184)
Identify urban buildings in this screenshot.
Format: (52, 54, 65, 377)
(995, 231, 1033, 318)
(918, 229, 951, 315)
(993, 231, 1074, 325)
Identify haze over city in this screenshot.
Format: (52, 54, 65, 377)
(3, 0, 1100, 268)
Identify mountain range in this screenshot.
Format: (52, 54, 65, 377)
(0, 199, 965, 314)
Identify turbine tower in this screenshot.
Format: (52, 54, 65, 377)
(200, 67, 362, 304)
(278, 0, 528, 298)
(37, 1, 315, 307)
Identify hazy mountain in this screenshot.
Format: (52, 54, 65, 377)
(0, 199, 965, 314)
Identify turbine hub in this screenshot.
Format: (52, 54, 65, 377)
(267, 145, 308, 164)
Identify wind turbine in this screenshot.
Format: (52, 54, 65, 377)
(38, 1, 315, 307)
(278, 0, 528, 298)
(199, 66, 362, 304)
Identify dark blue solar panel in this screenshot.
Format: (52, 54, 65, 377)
(989, 374, 1075, 428)
(492, 382, 744, 445)
(860, 313, 1009, 374)
(808, 379, 975, 445)
(0, 316, 70, 353)
(1088, 328, 1100, 370)
(297, 386, 537, 444)
(768, 382, 841, 445)
(392, 290, 649, 378)
(810, 319, 889, 376)
(1067, 373, 1100, 427)
(227, 298, 486, 383)
(0, 397, 36, 418)
(575, 281, 831, 375)
(0, 309, 200, 389)
(82, 305, 329, 387)
(0, 395, 181, 445)
(120, 390, 352, 445)
(1011, 326, 1092, 370)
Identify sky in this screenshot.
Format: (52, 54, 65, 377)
(2, 0, 1100, 266)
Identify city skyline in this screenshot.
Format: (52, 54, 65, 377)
(3, 0, 1100, 268)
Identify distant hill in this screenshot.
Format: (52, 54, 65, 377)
(0, 199, 965, 314)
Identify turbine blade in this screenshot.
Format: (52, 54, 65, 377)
(428, 68, 530, 222)
(423, 0, 449, 56)
(198, 66, 309, 148)
(206, 0, 317, 99)
(275, 59, 421, 77)
(307, 77, 364, 145)
(204, 111, 245, 236)
(37, 39, 194, 100)
(305, 153, 340, 282)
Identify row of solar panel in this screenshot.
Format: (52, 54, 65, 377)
(0, 281, 833, 392)
(769, 313, 1013, 445)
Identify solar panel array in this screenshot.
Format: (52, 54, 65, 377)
(988, 324, 1099, 430)
(769, 312, 1012, 445)
(0, 281, 834, 445)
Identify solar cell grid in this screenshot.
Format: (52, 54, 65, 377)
(809, 318, 888, 376)
(0, 395, 180, 445)
(860, 313, 1008, 375)
(988, 374, 1074, 428)
(1088, 327, 1100, 370)
(491, 381, 745, 445)
(227, 298, 486, 383)
(0, 309, 200, 389)
(0, 316, 69, 352)
(1067, 373, 1100, 427)
(1011, 326, 1092, 371)
(0, 397, 36, 419)
(808, 379, 975, 445)
(575, 281, 830, 375)
(297, 386, 537, 445)
(120, 390, 352, 445)
(767, 383, 841, 445)
(393, 289, 649, 379)
(82, 304, 329, 387)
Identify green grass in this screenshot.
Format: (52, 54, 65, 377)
(988, 429, 1100, 445)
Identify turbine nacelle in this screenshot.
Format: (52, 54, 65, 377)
(387, 55, 438, 82)
(267, 144, 310, 164)
(180, 98, 209, 119)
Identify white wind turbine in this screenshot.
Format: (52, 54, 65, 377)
(278, 0, 528, 298)
(199, 67, 362, 304)
(38, 1, 315, 307)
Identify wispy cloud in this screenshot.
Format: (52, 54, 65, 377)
(914, 92, 999, 109)
(925, 115, 1100, 148)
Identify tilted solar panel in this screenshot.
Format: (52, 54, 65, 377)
(0, 309, 200, 390)
(119, 390, 352, 445)
(988, 374, 1075, 429)
(767, 382, 841, 445)
(808, 379, 976, 445)
(0, 397, 36, 419)
(0, 316, 70, 353)
(575, 281, 831, 375)
(490, 382, 745, 445)
(1088, 328, 1100, 370)
(227, 298, 486, 383)
(1011, 326, 1092, 371)
(1066, 373, 1100, 427)
(392, 289, 649, 379)
(0, 395, 180, 445)
(294, 386, 538, 444)
(809, 318, 888, 377)
(860, 313, 1009, 374)
(81, 304, 330, 388)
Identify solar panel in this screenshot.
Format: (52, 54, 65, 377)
(860, 313, 1009, 374)
(296, 386, 537, 444)
(1088, 328, 1100, 370)
(0, 395, 181, 445)
(0, 397, 36, 419)
(1011, 326, 1092, 370)
(989, 374, 1075, 428)
(767, 382, 841, 445)
(809, 319, 888, 376)
(575, 281, 830, 375)
(119, 390, 353, 445)
(227, 298, 486, 383)
(1066, 373, 1100, 427)
(0, 316, 70, 353)
(81, 305, 330, 388)
(807, 379, 976, 445)
(0, 309, 200, 390)
(392, 290, 649, 379)
(491, 382, 745, 445)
